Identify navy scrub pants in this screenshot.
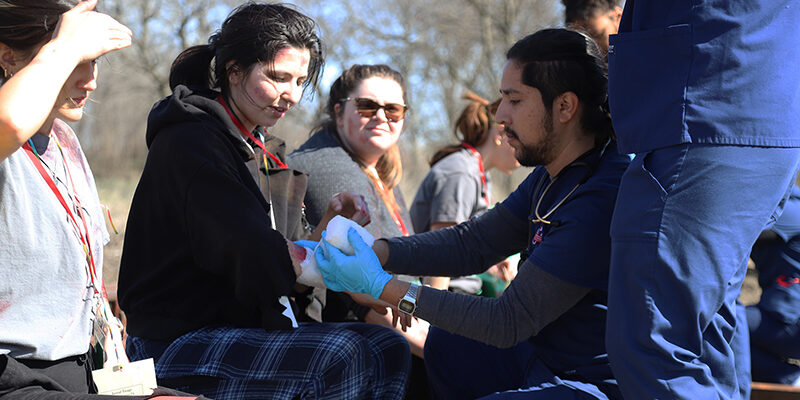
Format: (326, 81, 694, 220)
(607, 143, 800, 399)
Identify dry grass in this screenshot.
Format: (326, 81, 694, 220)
(95, 174, 139, 296)
(741, 262, 762, 306)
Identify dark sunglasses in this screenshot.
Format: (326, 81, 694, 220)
(341, 97, 408, 122)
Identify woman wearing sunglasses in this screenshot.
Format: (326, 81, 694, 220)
(289, 64, 410, 242)
(117, 5, 409, 399)
(288, 64, 431, 397)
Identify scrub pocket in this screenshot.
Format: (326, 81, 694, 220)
(610, 145, 687, 242)
(609, 24, 692, 154)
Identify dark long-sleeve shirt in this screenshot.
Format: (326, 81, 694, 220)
(386, 146, 629, 386)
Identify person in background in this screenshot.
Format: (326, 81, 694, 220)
(118, 4, 409, 399)
(0, 1, 164, 397)
(561, 0, 621, 53)
(287, 64, 430, 399)
(314, 29, 629, 399)
(410, 92, 519, 293)
(746, 185, 800, 387)
(606, 1, 800, 399)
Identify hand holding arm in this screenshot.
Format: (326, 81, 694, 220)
(309, 192, 370, 240)
(343, 291, 413, 333)
(487, 258, 518, 282)
(364, 308, 428, 358)
(346, 291, 392, 315)
(347, 289, 424, 357)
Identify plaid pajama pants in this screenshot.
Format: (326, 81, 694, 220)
(126, 322, 410, 400)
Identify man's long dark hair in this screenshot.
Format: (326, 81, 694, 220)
(506, 28, 614, 146)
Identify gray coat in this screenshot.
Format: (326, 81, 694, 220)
(287, 128, 413, 239)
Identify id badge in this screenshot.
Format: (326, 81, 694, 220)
(91, 302, 108, 364)
(91, 358, 158, 395)
(92, 301, 109, 335)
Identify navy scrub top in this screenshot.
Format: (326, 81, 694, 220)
(500, 147, 629, 378)
(608, 0, 800, 155)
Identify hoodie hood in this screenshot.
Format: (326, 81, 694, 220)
(145, 85, 253, 159)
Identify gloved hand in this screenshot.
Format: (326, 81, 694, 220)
(315, 227, 392, 299)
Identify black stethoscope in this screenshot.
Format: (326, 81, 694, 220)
(529, 138, 611, 227)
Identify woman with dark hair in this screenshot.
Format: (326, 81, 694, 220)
(287, 63, 429, 397)
(0, 0, 142, 397)
(117, 4, 409, 399)
(410, 92, 519, 293)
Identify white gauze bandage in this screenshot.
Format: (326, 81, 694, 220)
(324, 215, 375, 255)
(296, 244, 326, 289)
(295, 216, 375, 288)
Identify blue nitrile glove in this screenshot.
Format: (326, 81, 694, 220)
(294, 240, 319, 250)
(315, 228, 392, 299)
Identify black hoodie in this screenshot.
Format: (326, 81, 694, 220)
(118, 85, 299, 340)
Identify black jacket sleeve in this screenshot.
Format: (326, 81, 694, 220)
(184, 161, 297, 330)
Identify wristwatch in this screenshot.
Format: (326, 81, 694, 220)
(398, 283, 419, 315)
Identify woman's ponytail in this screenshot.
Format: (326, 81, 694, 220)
(168, 44, 216, 91)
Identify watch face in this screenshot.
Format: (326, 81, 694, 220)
(398, 299, 415, 314)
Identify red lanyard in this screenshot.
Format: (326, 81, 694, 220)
(391, 206, 410, 236)
(217, 94, 287, 169)
(22, 138, 99, 293)
(461, 142, 490, 205)
(369, 172, 409, 236)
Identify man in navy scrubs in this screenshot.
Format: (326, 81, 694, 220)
(313, 29, 630, 399)
(606, 2, 800, 399)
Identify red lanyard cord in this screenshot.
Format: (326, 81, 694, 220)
(216, 94, 288, 169)
(385, 189, 409, 236)
(367, 169, 410, 236)
(23, 138, 99, 293)
(461, 142, 491, 206)
(391, 207, 410, 236)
